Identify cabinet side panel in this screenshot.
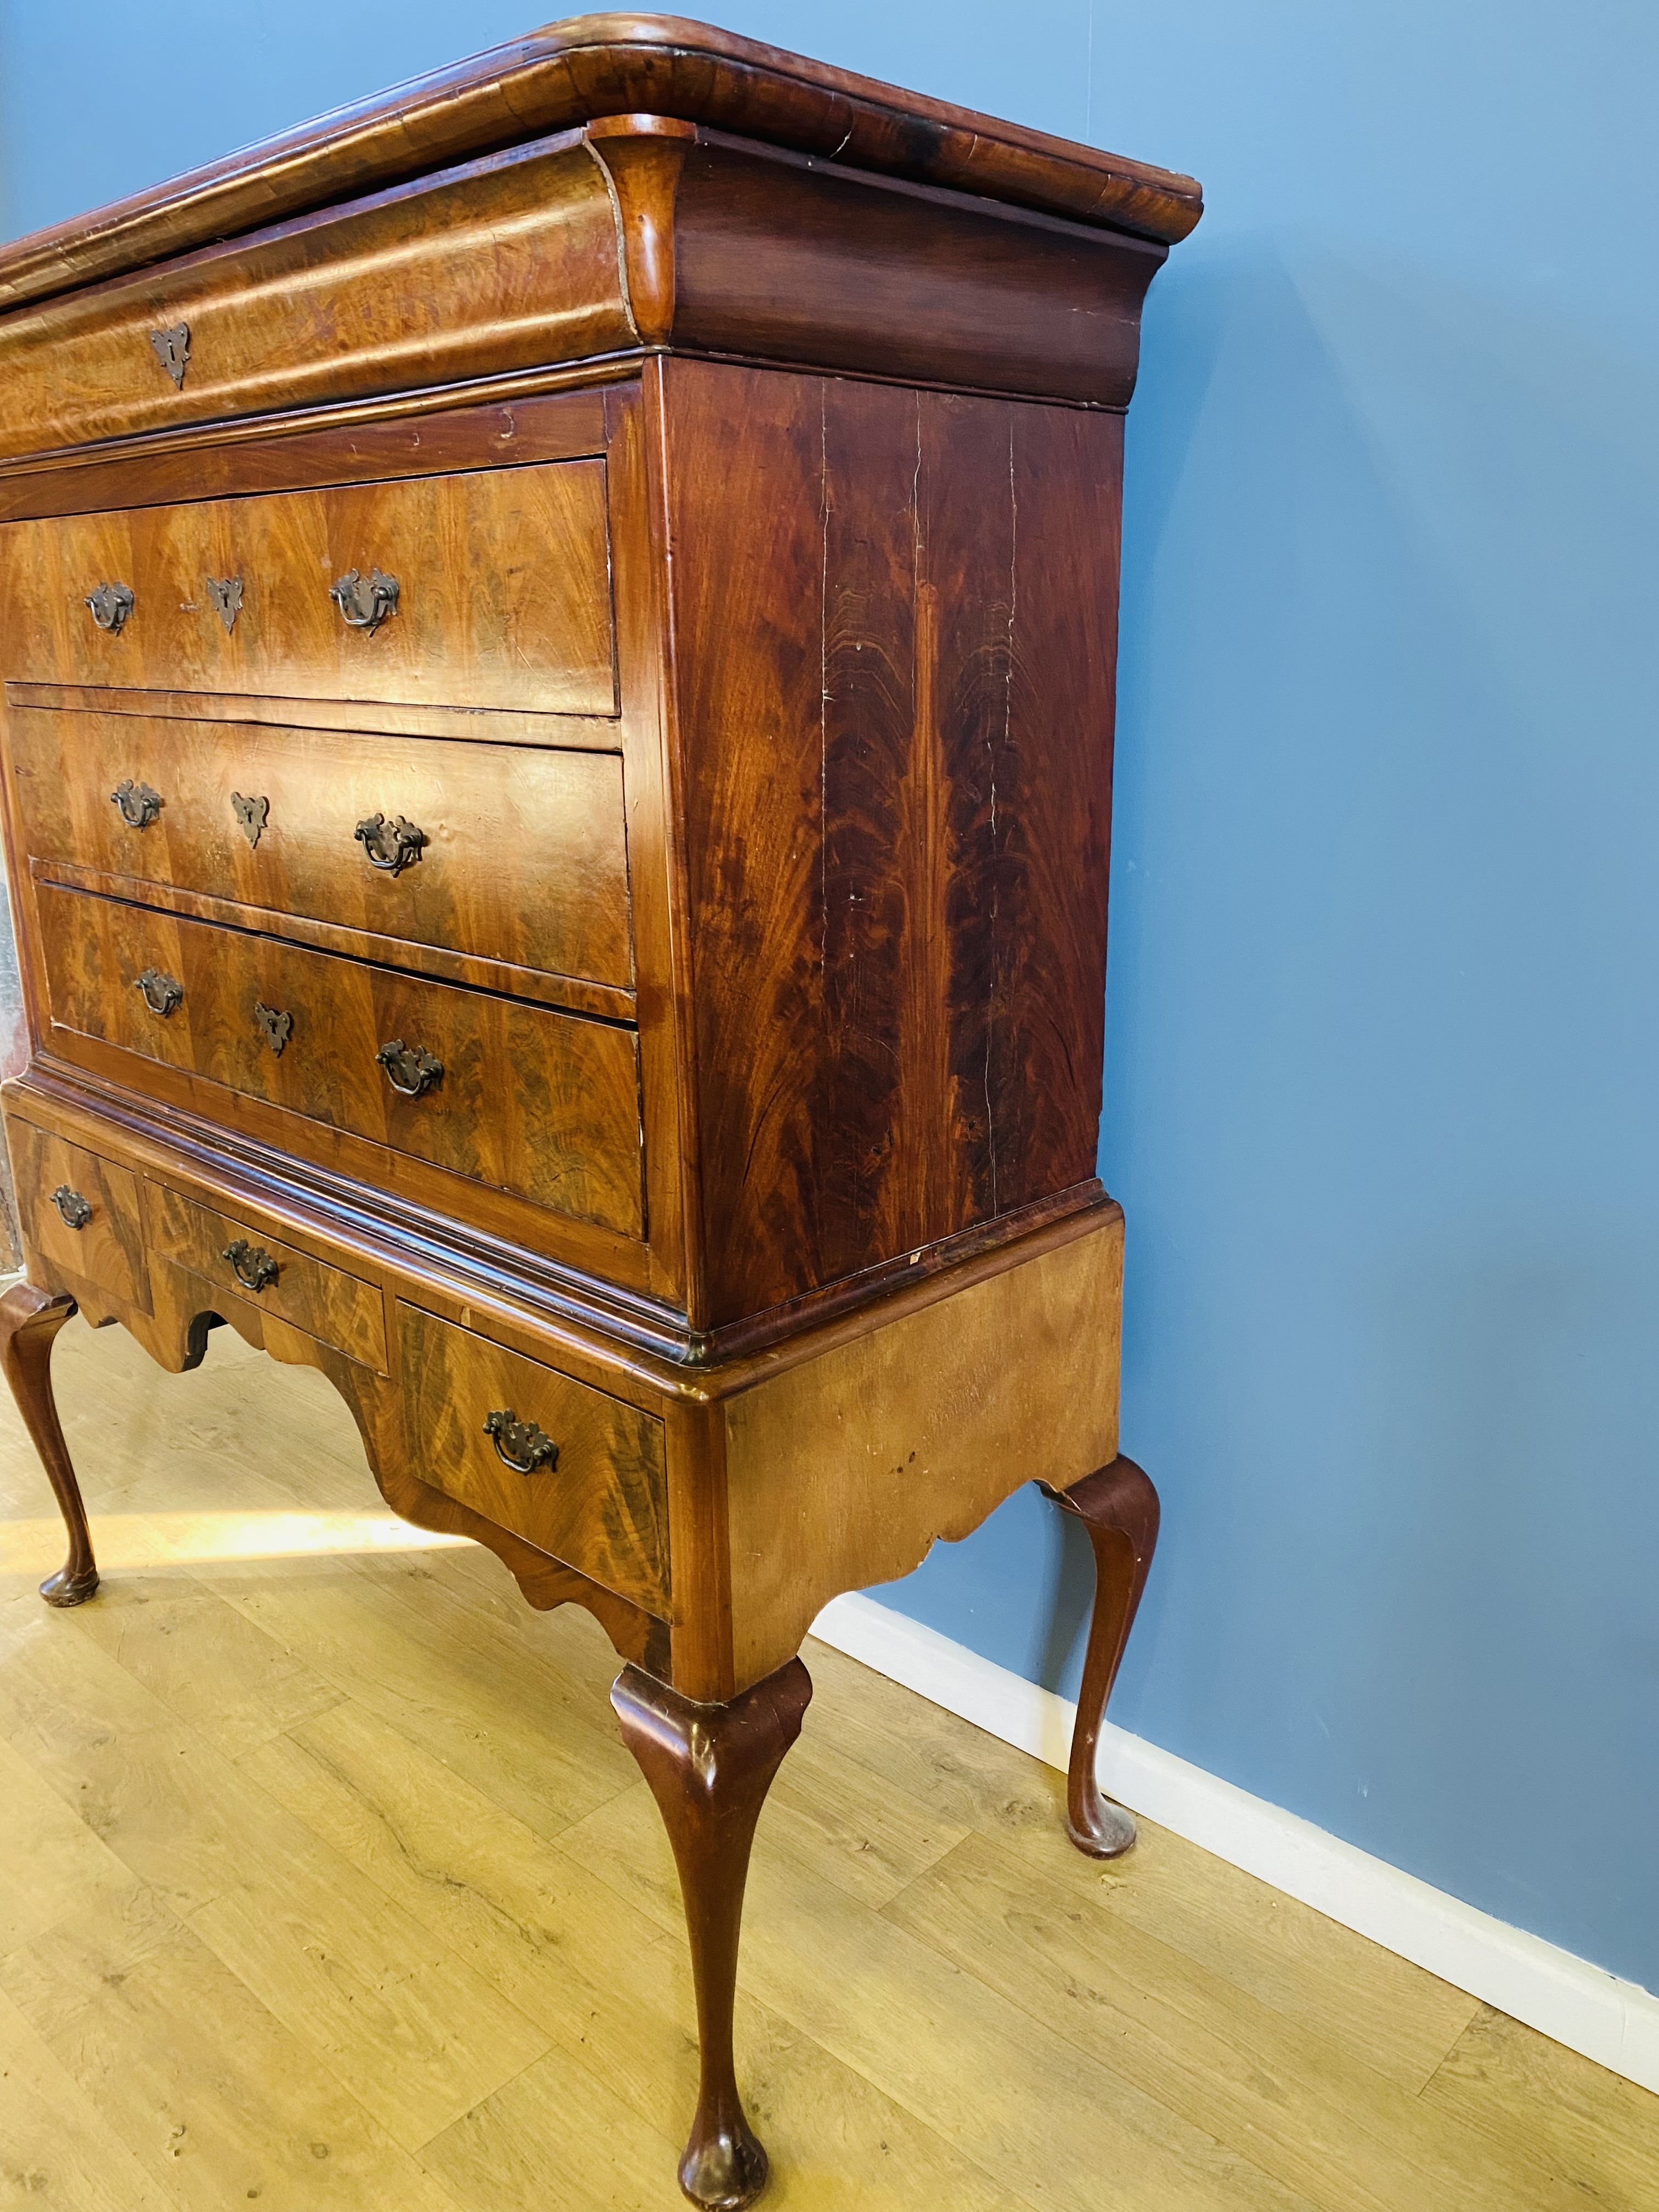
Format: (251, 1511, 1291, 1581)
(721, 1213, 1124, 1692)
(992, 401, 1122, 1211)
(664, 358, 1124, 1327)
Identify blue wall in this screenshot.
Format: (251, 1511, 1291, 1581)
(4, 4, 1656, 1992)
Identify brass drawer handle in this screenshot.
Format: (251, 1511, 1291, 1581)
(111, 778, 163, 829)
(222, 1238, 278, 1293)
(354, 811, 427, 876)
(375, 1039, 441, 1098)
(253, 1001, 292, 1055)
(206, 575, 243, 634)
(85, 582, 134, 634)
(330, 568, 399, 635)
(232, 792, 269, 849)
(149, 321, 189, 388)
(50, 1186, 93, 1230)
(483, 1409, 560, 1475)
(134, 967, 183, 1017)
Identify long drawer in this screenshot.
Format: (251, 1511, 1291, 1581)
(0, 459, 615, 714)
(35, 883, 645, 1238)
(398, 1303, 670, 1616)
(12, 707, 633, 993)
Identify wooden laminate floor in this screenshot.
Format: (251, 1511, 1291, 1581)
(0, 1314, 1654, 2211)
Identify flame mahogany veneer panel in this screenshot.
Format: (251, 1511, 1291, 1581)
(33, 883, 645, 1239)
(663, 359, 1121, 1325)
(0, 459, 617, 713)
(12, 707, 632, 995)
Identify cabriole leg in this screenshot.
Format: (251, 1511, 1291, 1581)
(0, 1283, 97, 1606)
(612, 1656, 812, 2210)
(1041, 1454, 1160, 1858)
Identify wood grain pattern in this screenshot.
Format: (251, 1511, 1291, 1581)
(0, 1280, 98, 1606)
(144, 1179, 388, 1372)
(663, 359, 1122, 1327)
(611, 1656, 812, 2207)
(0, 458, 616, 714)
(33, 884, 646, 1239)
(8, 1116, 150, 1314)
(0, 135, 629, 461)
(5, 682, 624, 757)
(0, 385, 607, 527)
(1044, 1456, 1161, 1859)
(720, 1208, 1124, 1691)
(31, 860, 635, 1027)
(10, 1040, 662, 1306)
(12, 706, 633, 995)
(398, 1302, 670, 1617)
(0, 16, 1201, 317)
(663, 131, 1166, 409)
(604, 369, 695, 1321)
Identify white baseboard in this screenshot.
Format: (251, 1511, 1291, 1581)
(809, 1590, 1659, 2097)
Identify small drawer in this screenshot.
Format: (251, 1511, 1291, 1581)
(35, 883, 645, 1238)
(14, 706, 634, 994)
(145, 1182, 387, 1371)
(8, 1117, 149, 1311)
(2, 458, 615, 716)
(398, 1304, 669, 1616)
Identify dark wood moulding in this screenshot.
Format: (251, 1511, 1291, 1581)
(0, 11, 1201, 317)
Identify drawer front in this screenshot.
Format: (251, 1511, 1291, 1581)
(14, 708, 633, 992)
(145, 1182, 388, 1370)
(36, 884, 645, 1238)
(0, 137, 629, 462)
(9, 1117, 149, 1310)
(398, 1305, 669, 1615)
(1, 460, 614, 715)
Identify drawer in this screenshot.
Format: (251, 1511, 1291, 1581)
(398, 1304, 669, 1616)
(13, 708, 633, 993)
(144, 1181, 387, 1370)
(0, 459, 614, 715)
(36, 884, 645, 1238)
(8, 1117, 149, 1311)
(0, 137, 629, 463)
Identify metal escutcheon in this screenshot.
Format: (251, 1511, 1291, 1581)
(222, 1238, 278, 1293)
(253, 1001, 292, 1056)
(483, 1409, 560, 1475)
(329, 567, 400, 635)
(85, 582, 134, 634)
(206, 575, 243, 634)
(50, 1185, 93, 1230)
(375, 1039, 442, 1097)
(232, 792, 269, 849)
(111, 778, 163, 829)
(134, 967, 183, 1017)
(149, 322, 190, 388)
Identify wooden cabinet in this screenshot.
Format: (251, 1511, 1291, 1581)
(0, 17, 1198, 2206)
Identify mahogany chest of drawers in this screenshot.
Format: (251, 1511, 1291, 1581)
(0, 16, 1199, 2204)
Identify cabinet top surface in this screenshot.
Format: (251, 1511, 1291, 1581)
(0, 10, 1203, 314)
